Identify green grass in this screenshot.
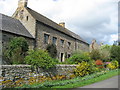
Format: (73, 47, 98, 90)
(17, 69, 119, 88)
(52, 69, 119, 88)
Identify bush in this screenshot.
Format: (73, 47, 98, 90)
(100, 45, 111, 62)
(66, 52, 91, 64)
(107, 60, 119, 70)
(110, 45, 120, 62)
(95, 60, 104, 69)
(46, 44, 57, 58)
(95, 60, 103, 65)
(25, 49, 58, 79)
(4, 37, 28, 64)
(90, 49, 101, 60)
(25, 49, 58, 70)
(74, 61, 96, 77)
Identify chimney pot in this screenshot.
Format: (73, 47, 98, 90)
(59, 22, 65, 28)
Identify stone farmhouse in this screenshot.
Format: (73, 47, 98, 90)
(1, 0, 89, 63)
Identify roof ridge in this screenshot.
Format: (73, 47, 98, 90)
(26, 7, 89, 44)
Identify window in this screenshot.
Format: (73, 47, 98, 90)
(44, 34, 49, 44)
(60, 53, 64, 62)
(60, 39, 64, 46)
(52, 37, 57, 45)
(68, 42, 71, 49)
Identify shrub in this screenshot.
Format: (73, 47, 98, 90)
(66, 52, 91, 64)
(90, 49, 101, 60)
(110, 45, 120, 62)
(25, 49, 58, 79)
(100, 45, 111, 62)
(25, 49, 58, 70)
(4, 37, 28, 64)
(107, 60, 119, 70)
(74, 61, 96, 77)
(46, 44, 57, 58)
(95, 60, 104, 69)
(95, 60, 103, 65)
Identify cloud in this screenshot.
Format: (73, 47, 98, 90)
(109, 34, 118, 44)
(0, 0, 119, 45)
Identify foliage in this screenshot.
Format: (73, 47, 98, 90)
(95, 60, 103, 65)
(66, 52, 91, 64)
(46, 44, 57, 58)
(100, 45, 111, 51)
(100, 45, 111, 62)
(74, 61, 96, 77)
(90, 49, 101, 60)
(25, 49, 58, 70)
(110, 45, 120, 62)
(107, 60, 119, 70)
(16, 69, 119, 88)
(95, 60, 104, 69)
(5, 37, 28, 64)
(25, 49, 58, 80)
(71, 50, 83, 55)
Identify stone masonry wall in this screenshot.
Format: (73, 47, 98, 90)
(1, 65, 77, 81)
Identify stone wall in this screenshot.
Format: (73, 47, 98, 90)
(1, 65, 77, 81)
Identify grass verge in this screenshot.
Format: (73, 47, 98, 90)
(52, 69, 119, 88)
(17, 69, 119, 88)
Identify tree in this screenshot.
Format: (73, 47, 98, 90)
(110, 45, 120, 62)
(90, 49, 101, 60)
(46, 44, 57, 58)
(25, 49, 58, 79)
(5, 37, 28, 64)
(66, 52, 91, 64)
(100, 45, 111, 62)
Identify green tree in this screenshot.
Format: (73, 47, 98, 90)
(110, 45, 120, 62)
(25, 49, 58, 79)
(66, 52, 91, 64)
(46, 44, 57, 58)
(5, 37, 28, 64)
(100, 45, 111, 62)
(90, 49, 101, 60)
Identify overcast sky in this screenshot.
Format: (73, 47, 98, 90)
(0, 0, 119, 45)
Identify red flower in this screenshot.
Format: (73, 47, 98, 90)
(95, 60, 103, 65)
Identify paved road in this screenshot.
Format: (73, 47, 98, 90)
(80, 75, 119, 88)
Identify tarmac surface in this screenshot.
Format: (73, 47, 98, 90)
(80, 75, 119, 88)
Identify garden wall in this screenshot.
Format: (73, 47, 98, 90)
(0, 65, 77, 81)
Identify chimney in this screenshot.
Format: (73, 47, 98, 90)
(18, 0, 28, 8)
(59, 22, 65, 28)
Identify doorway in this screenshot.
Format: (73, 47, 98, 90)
(60, 53, 64, 62)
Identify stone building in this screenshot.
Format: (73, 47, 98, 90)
(0, 13, 34, 64)
(12, 0, 89, 62)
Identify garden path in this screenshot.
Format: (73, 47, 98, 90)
(80, 75, 119, 88)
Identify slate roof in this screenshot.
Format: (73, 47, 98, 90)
(0, 13, 34, 39)
(26, 7, 89, 44)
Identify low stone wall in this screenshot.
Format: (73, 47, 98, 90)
(1, 64, 77, 81)
(1, 65, 31, 81)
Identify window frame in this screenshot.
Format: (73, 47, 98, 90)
(52, 37, 57, 45)
(44, 34, 49, 44)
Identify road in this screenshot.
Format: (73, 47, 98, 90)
(80, 75, 119, 88)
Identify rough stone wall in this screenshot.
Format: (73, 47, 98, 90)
(1, 65, 31, 81)
(36, 22, 89, 61)
(12, 7, 36, 38)
(1, 65, 77, 81)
